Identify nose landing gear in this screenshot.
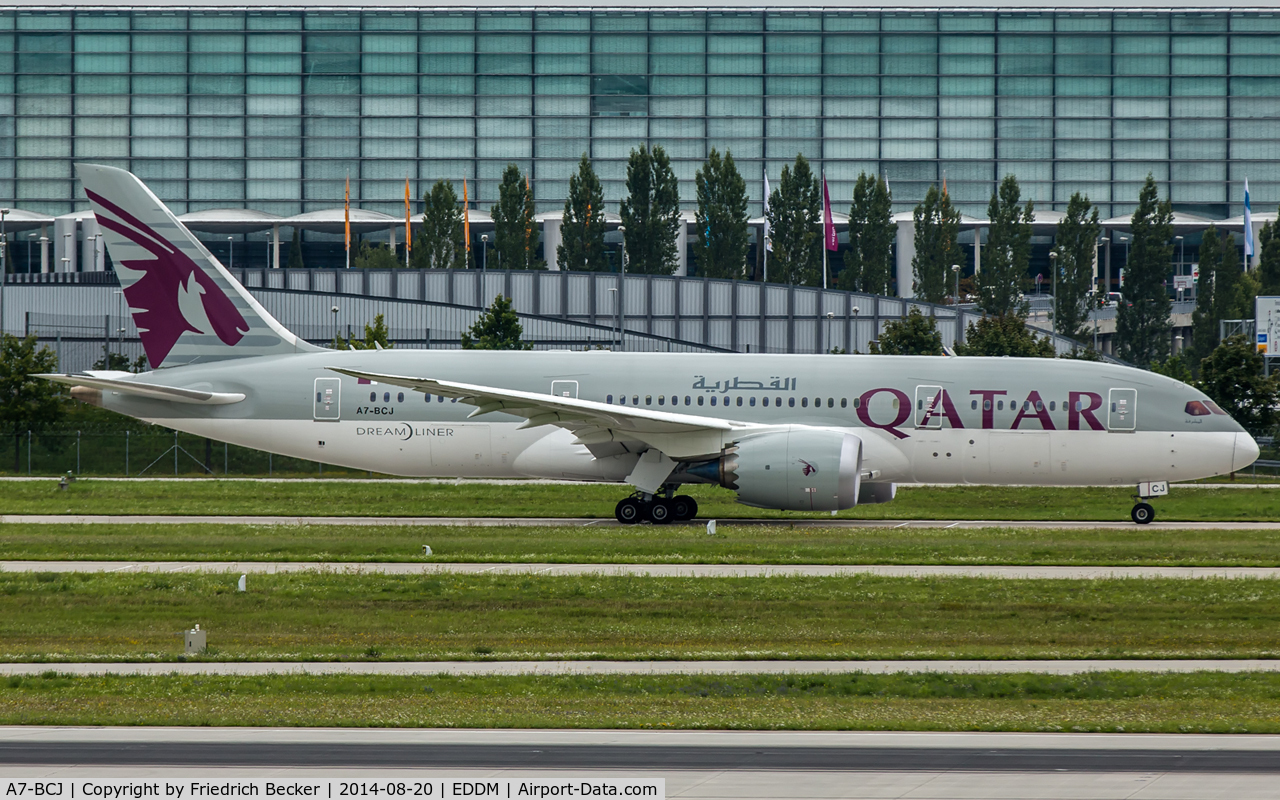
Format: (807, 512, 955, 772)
(613, 487, 699, 525)
(1130, 481, 1168, 525)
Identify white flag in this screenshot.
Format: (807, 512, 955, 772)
(1244, 178, 1255, 259)
(762, 172, 773, 252)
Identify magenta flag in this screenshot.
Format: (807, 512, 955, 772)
(822, 173, 837, 251)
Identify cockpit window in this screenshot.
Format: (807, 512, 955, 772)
(1204, 400, 1228, 415)
(1185, 401, 1211, 416)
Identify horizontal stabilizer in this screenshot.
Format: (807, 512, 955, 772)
(37, 373, 245, 405)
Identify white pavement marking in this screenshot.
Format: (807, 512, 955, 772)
(1, 659, 1279, 677)
(1, 560, 1277, 579)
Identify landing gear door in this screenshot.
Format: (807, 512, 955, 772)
(1108, 388, 1137, 431)
(915, 385, 943, 429)
(551, 380, 579, 399)
(314, 377, 340, 421)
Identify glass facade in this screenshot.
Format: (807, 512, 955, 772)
(2, 7, 1279, 222)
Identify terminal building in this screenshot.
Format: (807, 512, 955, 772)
(0, 1, 1270, 362)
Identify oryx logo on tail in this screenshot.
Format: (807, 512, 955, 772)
(86, 189, 248, 367)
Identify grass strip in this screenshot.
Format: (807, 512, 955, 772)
(2, 572, 1279, 662)
(4, 522, 1280, 566)
(8, 480, 1280, 521)
(2, 671, 1279, 733)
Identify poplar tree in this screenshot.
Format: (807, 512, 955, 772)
(491, 164, 543, 270)
(911, 184, 959, 304)
(1257, 220, 1280, 297)
(694, 148, 750, 280)
(286, 228, 304, 269)
(766, 154, 821, 286)
(620, 144, 681, 275)
(1052, 192, 1101, 341)
(1191, 225, 1223, 364)
(412, 180, 465, 270)
(839, 173, 894, 295)
(557, 154, 606, 272)
(1115, 174, 1174, 367)
(0, 334, 63, 472)
(977, 175, 1034, 318)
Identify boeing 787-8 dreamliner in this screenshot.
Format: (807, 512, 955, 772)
(39, 165, 1259, 524)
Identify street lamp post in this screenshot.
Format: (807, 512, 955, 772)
(1049, 251, 1058, 333)
(825, 310, 834, 353)
(227, 236, 234, 270)
(480, 233, 488, 272)
(951, 264, 960, 305)
(851, 305, 860, 353)
(330, 305, 340, 347)
(1175, 235, 1185, 301)
(0, 208, 8, 336)
(607, 287, 619, 350)
(1098, 236, 1109, 298)
(618, 225, 627, 351)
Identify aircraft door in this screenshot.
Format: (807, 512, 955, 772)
(1108, 388, 1137, 431)
(551, 380, 579, 399)
(314, 378, 340, 421)
(915, 385, 943, 429)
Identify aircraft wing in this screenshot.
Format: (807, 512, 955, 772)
(37, 373, 246, 405)
(327, 367, 755, 460)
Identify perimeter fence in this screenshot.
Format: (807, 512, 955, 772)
(4, 429, 363, 477)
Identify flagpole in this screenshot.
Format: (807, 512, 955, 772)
(1244, 178, 1253, 273)
(762, 171, 771, 284)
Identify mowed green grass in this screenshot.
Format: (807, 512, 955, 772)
(2, 572, 1279, 661)
(5, 479, 1279, 521)
(4, 522, 1280, 566)
(3, 671, 1280, 733)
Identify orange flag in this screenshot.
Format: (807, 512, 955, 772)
(404, 177, 411, 255)
(343, 176, 351, 269)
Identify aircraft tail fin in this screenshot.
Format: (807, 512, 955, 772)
(75, 163, 320, 368)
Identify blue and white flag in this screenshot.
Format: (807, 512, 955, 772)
(1244, 178, 1255, 259)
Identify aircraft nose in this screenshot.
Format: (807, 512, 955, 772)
(1233, 432, 1261, 473)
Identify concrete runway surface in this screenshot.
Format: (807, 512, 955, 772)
(1, 728, 1278, 799)
(7, 513, 1280, 530)
(2, 659, 1278, 677)
(2, 560, 1278, 580)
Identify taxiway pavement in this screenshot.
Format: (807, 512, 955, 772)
(2, 659, 1278, 676)
(6, 513, 1280, 530)
(2, 560, 1277, 579)
(2, 728, 1278, 799)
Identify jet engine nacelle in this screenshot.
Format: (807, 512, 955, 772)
(688, 427, 862, 511)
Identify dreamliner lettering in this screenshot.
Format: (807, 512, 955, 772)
(85, 188, 249, 366)
(355, 426, 456, 441)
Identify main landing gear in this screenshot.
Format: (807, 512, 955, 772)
(614, 487, 699, 525)
(1129, 481, 1168, 525)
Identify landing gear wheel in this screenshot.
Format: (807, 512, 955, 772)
(670, 495, 698, 521)
(615, 498, 643, 525)
(1131, 502, 1155, 525)
(647, 498, 673, 525)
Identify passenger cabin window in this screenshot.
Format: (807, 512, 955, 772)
(749, 397, 756, 407)
(711, 397, 717, 406)
(397, 392, 404, 403)
(607, 394, 613, 404)
(736, 397, 743, 406)
(632, 395, 639, 405)
(828, 398, 834, 408)
(841, 398, 847, 408)
(802, 397, 808, 408)
(853, 397, 861, 408)
(384, 392, 391, 403)
(763, 397, 769, 407)
(789, 397, 796, 407)
(697, 396, 704, 406)
(971, 400, 977, 410)
(776, 396, 782, 406)
(997, 400, 1004, 410)
(984, 400, 991, 411)
(1050, 401, 1056, 411)
(370, 392, 377, 402)
(645, 396, 652, 405)
(658, 396, 665, 405)
(685, 395, 691, 405)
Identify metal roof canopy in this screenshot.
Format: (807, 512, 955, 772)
(0, 209, 56, 234)
(178, 209, 284, 234)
